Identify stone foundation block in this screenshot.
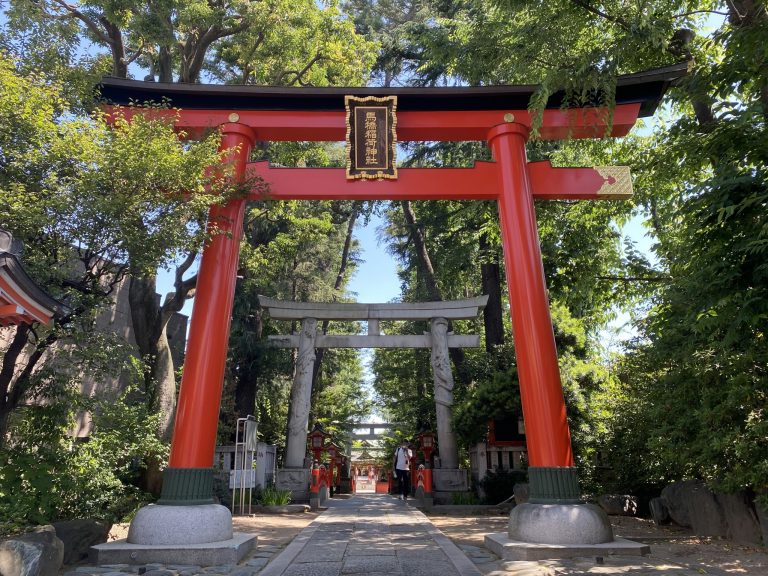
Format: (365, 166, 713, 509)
(431, 469, 468, 492)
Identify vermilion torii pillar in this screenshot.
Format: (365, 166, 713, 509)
(99, 64, 683, 513)
(158, 122, 256, 504)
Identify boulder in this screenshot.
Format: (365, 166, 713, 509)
(649, 497, 670, 525)
(660, 480, 696, 527)
(52, 519, 111, 564)
(0, 525, 64, 576)
(597, 494, 638, 516)
(755, 497, 768, 546)
(661, 480, 728, 536)
(687, 482, 727, 537)
(716, 492, 762, 545)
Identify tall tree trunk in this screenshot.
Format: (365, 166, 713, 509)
(129, 274, 178, 495)
(0, 326, 57, 448)
(158, 46, 174, 82)
(101, 18, 128, 78)
(0, 325, 30, 446)
(400, 200, 471, 386)
(311, 206, 359, 392)
(479, 233, 505, 352)
(234, 309, 264, 419)
(128, 274, 177, 439)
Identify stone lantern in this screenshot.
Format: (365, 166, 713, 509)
(307, 423, 330, 464)
(418, 430, 436, 468)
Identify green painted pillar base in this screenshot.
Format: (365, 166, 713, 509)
(157, 467, 216, 506)
(528, 466, 582, 504)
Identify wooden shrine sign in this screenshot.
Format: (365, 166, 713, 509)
(345, 95, 397, 180)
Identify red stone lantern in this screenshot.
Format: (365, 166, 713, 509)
(337, 454, 346, 488)
(326, 442, 340, 491)
(418, 430, 436, 468)
(307, 423, 330, 464)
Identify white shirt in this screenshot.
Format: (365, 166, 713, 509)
(395, 446, 412, 470)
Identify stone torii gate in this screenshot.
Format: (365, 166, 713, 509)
(95, 63, 685, 561)
(260, 295, 487, 499)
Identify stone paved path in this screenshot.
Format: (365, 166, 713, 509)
(258, 494, 481, 576)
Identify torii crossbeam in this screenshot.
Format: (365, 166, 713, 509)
(97, 64, 685, 548)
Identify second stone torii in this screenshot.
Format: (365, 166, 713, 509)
(260, 295, 488, 498)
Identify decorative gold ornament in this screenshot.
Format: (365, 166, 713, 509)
(594, 166, 633, 198)
(503, 113, 515, 123)
(228, 113, 240, 123)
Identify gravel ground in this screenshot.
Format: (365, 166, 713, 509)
(427, 512, 768, 575)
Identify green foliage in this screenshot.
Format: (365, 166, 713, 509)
(0, 379, 167, 526)
(479, 468, 527, 505)
(4, 0, 377, 86)
(258, 484, 292, 506)
(0, 54, 230, 446)
(451, 491, 480, 505)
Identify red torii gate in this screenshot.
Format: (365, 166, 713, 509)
(99, 64, 684, 510)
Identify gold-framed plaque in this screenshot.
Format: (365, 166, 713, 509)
(345, 95, 397, 180)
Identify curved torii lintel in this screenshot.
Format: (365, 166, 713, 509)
(258, 294, 488, 321)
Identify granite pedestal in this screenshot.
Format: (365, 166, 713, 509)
(485, 501, 649, 561)
(276, 468, 311, 503)
(91, 504, 256, 565)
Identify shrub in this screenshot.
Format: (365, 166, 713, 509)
(0, 385, 167, 526)
(480, 468, 527, 505)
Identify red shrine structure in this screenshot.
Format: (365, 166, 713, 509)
(0, 228, 67, 327)
(98, 63, 684, 512)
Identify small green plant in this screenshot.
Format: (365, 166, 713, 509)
(451, 491, 480, 505)
(259, 484, 291, 506)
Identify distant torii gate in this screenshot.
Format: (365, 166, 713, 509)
(98, 63, 684, 548)
(260, 295, 487, 500)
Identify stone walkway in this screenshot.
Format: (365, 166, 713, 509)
(258, 494, 481, 576)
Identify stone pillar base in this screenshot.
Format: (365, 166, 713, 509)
(128, 504, 232, 545)
(276, 468, 311, 503)
(91, 533, 256, 566)
(508, 502, 613, 545)
(431, 469, 469, 492)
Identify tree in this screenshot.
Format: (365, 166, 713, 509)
(3, 0, 377, 449)
(0, 55, 226, 453)
(418, 0, 767, 495)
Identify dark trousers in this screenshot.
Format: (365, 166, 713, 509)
(395, 468, 410, 498)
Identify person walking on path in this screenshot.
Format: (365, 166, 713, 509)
(393, 440, 412, 500)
